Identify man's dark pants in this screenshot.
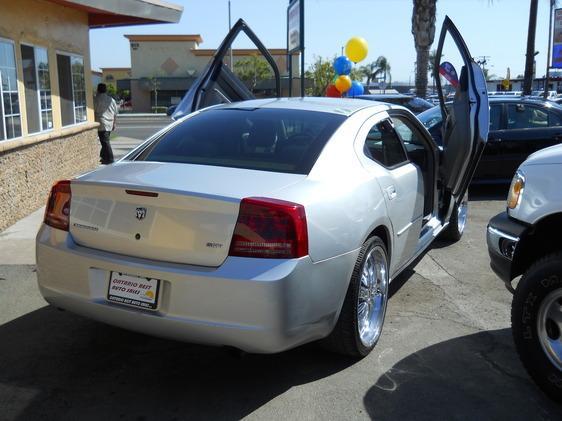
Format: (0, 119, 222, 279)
(98, 131, 114, 164)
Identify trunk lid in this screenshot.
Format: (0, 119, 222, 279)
(69, 161, 304, 266)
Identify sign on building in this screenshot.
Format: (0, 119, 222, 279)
(288, 0, 302, 53)
(552, 9, 562, 68)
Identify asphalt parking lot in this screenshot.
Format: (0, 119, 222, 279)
(0, 117, 561, 419)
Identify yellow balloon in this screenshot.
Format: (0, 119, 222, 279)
(345, 37, 369, 63)
(335, 75, 352, 93)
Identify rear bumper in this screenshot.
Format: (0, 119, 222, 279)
(486, 212, 528, 291)
(36, 224, 358, 353)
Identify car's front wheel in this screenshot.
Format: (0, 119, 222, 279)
(323, 236, 389, 357)
(512, 252, 562, 402)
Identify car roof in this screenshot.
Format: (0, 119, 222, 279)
(215, 97, 389, 116)
(489, 96, 550, 104)
(357, 94, 411, 99)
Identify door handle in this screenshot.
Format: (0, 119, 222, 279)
(386, 185, 397, 200)
(488, 137, 502, 143)
(552, 134, 562, 141)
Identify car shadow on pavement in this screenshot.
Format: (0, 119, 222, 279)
(0, 306, 356, 420)
(468, 184, 510, 201)
(364, 328, 562, 420)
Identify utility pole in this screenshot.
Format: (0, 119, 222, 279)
(523, 0, 539, 96)
(544, 0, 555, 99)
(228, 0, 233, 68)
(476, 56, 491, 80)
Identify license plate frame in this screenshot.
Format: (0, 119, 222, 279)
(107, 272, 160, 310)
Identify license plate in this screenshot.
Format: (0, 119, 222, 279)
(107, 272, 160, 310)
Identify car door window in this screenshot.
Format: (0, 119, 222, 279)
(490, 104, 501, 131)
(507, 104, 549, 129)
(363, 119, 408, 168)
(548, 111, 562, 127)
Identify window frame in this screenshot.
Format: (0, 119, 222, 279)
(362, 117, 410, 170)
(0, 36, 22, 141)
(20, 42, 53, 134)
(56, 50, 87, 127)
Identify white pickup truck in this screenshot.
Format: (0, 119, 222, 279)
(487, 144, 562, 402)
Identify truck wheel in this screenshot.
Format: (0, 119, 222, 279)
(442, 193, 468, 242)
(512, 252, 562, 402)
(322, 236, 389, 358)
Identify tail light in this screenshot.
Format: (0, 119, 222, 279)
(229, 197, 308, 259)
(44, 180, 72, 231)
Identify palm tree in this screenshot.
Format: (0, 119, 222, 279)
(411, 0, 437, 98)
(360, 57, 392, 88)
(428, 49, 437, 95)
(522, 0, 538, 95)
(374, 56, 392, 88)
(359, 61, 377, 86)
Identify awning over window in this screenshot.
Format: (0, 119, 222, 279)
(47, 0, 183, 28)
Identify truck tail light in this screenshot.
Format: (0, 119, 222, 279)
(44, 180, 72, 231)
(229, 197, 308, 259)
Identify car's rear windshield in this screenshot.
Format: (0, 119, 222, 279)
(136, 108, 346, 174)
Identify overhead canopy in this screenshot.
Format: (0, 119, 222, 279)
(47, 0, 183, 28)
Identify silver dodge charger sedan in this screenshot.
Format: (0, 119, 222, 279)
(36, 17, 488, 356)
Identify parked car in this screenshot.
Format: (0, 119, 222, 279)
(36, 17, 488, 357)
(166, 105, 177, 116)
(356, 93, 434, 114)
(487, 144, 562, 402)
(418, 97, 562, 183)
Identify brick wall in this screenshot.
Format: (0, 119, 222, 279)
(0, 127, 99, 231)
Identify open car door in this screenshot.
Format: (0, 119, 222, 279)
(172, 19, 281, 120)
(434, 16, 489, 206)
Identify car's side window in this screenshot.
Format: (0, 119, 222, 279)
(363, 119, 408, 168)
(548, 111, 562, 127)
(490, 104, 502, 131)
(392, 116, 424, 146)
(507, 104, 549, 129)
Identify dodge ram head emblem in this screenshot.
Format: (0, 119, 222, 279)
(135, 207, 147, 220)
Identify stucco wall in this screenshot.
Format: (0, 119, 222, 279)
(101, 68, 132, 91)
(0, 0, 94, 132)
(0, 125, 99, 231)
(0, 0, 97, 231)
(130, 40, 206, 79)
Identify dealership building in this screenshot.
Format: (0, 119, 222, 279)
(0, 0, 182, 230)
(121, 34, 299, 112)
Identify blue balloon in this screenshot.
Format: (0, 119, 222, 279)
(333, 55, 352, 75)
(348, 80, 364, 97)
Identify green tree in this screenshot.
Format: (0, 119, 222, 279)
(359, 62, 378, 86)
(106, 84, 117, 98)
(412, 0, 437, 98)
(428, 49, 438, 94)
(305, 56, 336, 96)
(359, 57, 391, 88)
(233, 56, 273, 90)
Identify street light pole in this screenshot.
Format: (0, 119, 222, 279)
(544, 0, 555, 99)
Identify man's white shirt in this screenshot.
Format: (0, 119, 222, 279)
(94, 93, 118, 132)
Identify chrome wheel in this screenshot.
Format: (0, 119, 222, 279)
(537, 288, 562, 371)
(457, 195, 468, 234)
(357, 245, 388, 348)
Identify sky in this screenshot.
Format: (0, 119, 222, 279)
(90, 0, 556, 83)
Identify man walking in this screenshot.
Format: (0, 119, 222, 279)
(94, 83, 118, 165)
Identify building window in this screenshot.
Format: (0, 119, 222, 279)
(57, 53, 86, 126)
(21, 44, 53, 134)
(0, 39, 22, 140)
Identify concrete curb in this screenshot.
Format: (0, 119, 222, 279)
(117, 113, 168, 118)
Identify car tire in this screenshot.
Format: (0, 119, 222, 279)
(442, 193, 468, 242)
(512, 252, 562, 402)
(322, 236, 389, 358)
